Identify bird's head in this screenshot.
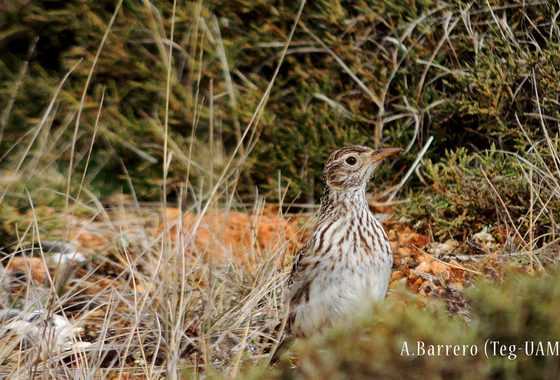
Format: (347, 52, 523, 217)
(323, 145, 401, 191)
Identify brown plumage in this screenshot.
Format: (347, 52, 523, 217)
(271, 145, 400, 362)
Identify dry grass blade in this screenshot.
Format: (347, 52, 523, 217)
(65, 0, 123, 211)
(0, 60, 81, 204)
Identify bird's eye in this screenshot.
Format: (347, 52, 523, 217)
(345, 156, 357, 165)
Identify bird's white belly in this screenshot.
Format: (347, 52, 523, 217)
(292, 256, 391, 336)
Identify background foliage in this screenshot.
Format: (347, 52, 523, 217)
(2, 1, 560, 208)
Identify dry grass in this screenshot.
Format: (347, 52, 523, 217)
(0, 204, 291, 378)
(0, 1, 305, 377)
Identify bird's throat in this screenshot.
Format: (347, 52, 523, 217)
(320, 186, 370, 220)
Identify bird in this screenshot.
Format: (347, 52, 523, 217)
(271, 145, 400, 362)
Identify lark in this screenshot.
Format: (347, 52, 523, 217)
(272, 145, 400, 361)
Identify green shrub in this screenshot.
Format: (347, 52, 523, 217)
(250, 272, 560, 380)
(2, 1, 560, 204)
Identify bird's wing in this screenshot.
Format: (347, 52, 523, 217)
(287, 244, 305, 286)
(269, 246, 311, 363)
(286, 242, 315, 308)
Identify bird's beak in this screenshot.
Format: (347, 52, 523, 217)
(369, 147, 401, 163)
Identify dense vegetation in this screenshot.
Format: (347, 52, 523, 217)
(2, 1, 559, 206)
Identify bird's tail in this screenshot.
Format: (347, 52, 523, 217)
(269, 309, 295, 365)
(269, 333, 294, 365)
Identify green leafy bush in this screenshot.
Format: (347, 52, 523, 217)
(2, 1, 560, 204)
